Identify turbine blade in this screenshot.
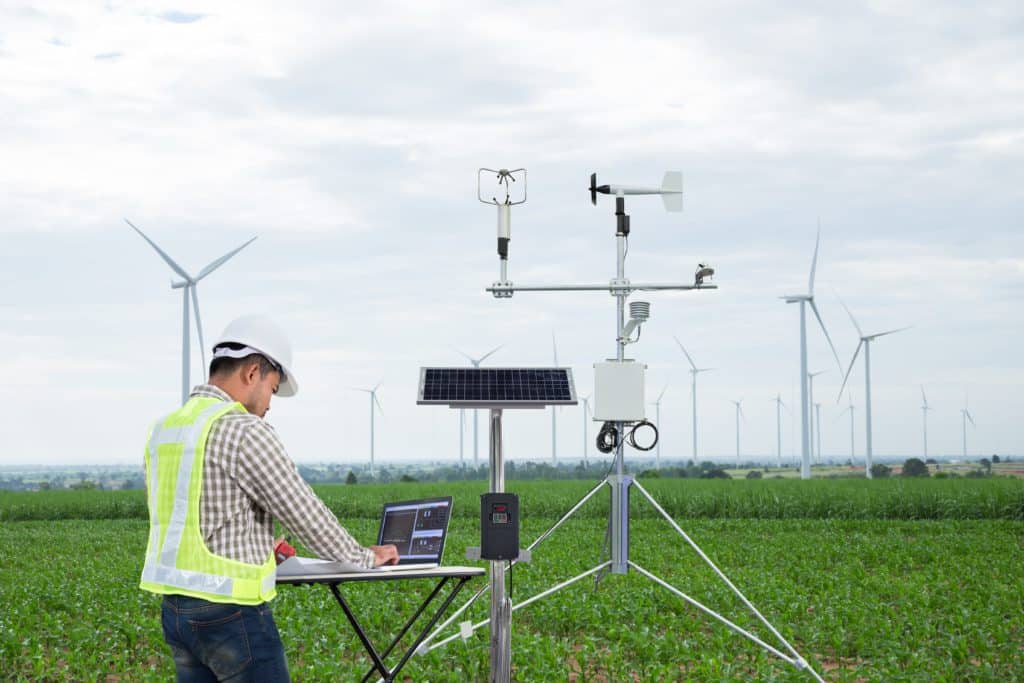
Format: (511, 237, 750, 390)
(373, 380, 383, 393)
(921, 385, 928, 408)
(966, 410, 975, 427)
(837, 294, 864, 337)
(808, 227, 820, 295)
(454, 348, 474, 363)
(196, 236, 258, 281)
(868, 325, 912, 340)
(478, 345, 504, 365)
(374, 394, 384, 415)
(657, 385, 668, 402)
(837, 341, 863, 402)
(552, 333, 558, 366)
(126, 219, 192, 281)
(810, 299, 843, 372)
(190, 286, 206, 374)
(673, 335, 698, 371)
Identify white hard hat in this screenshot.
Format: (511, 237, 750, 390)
(212, 315, 299, 397)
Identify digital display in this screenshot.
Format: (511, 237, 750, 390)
(491, 512, 508, 524)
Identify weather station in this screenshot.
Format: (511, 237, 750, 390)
(415, 168, 827, 682)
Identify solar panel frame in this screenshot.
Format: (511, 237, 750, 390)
(417, 367, 577, 408)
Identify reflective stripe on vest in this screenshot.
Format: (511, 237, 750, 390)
(140, 397, 277, 604)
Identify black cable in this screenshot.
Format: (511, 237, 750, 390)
(625, 420, 658, 451)
(596, 421, 619, 454)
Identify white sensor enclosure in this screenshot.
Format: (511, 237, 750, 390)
(593, 361, 646, 422)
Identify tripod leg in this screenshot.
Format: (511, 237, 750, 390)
(419, 478, 608, 652)
(631, 481, 824, 682)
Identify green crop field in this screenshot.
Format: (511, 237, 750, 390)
(1, 478, 1022, 681)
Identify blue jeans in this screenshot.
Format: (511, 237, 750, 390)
(162, 595, 290, 682)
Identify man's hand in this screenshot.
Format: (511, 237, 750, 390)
(371, 544, 400, 566)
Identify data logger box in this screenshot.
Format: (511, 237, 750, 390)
(481, 493, 519, 560)
(593, 360, 646, 422)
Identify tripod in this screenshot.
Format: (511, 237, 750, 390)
(418, 179, 824, 683)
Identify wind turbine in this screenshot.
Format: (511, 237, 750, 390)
(771, 394, 789, 468)
(807, 370, 827, 465)
(920, 386, 931, 460)
(456, 345, 503, 467)
(127, 219, 257, 405)
(353, 383, 383, 477)
(580, 394, 592, 468)
(837, 298, 911, 479)
(673, 337, 713, 463)
(961, 394, 975, 459)
(781, 229, 843, 480)
(650, 385, 668, 470)
(730, 399, 745, 467)
(837, 393, 855, 464)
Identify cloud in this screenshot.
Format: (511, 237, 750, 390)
(93, 51, 122, 60)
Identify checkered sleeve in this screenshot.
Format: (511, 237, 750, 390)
(235, 421, 376, 569)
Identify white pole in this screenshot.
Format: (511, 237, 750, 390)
(864, 341, 873, 479)
(369, 392, 375, 477)
(459, 410, 465, 467)
(181, 287, 190, 405)
(691, 372, 698, 463)
(799, 303, 810, 479)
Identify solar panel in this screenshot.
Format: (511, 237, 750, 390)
(417, 367, 577, 408)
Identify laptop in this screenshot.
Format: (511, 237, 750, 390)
(372, 496, 453, 571)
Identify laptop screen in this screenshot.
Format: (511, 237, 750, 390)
(376, 496, 453, 565)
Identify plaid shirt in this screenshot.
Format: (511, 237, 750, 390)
(184, 384, 374, 569)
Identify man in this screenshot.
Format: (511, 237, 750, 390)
(140, 314, 399, 682)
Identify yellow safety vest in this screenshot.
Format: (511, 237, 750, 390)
(139, 396, 277, 604)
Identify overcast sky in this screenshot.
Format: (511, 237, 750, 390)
(2, 1, 1021, 468)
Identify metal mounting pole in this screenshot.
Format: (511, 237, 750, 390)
(488, 409, 511, 683)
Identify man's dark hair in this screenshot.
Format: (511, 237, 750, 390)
(209, 342, 280, 380)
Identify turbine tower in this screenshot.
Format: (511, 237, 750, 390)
(730, 399, 744, 467)
(456, 345, 503, 467)
(961, 394, 975, 459)
(772, 394, 788, 468)
(807, 370, 827, 465)
(650, 385, 668, 470)
(781, 229, 842, 480)
(837, 394, 855, 463)
(920, 385, 931, 460)
(837, 298, 910, 479)
(673, 336, 713, 463)
(127, 219, 256, 405)
(353, 383, 383, 477)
